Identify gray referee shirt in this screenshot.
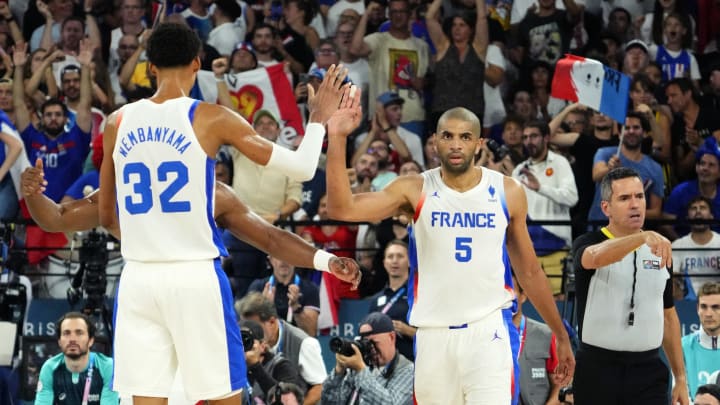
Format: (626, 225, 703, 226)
(572, 229, 674, 351)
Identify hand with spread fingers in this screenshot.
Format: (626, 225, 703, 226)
(307, 64, 351, 125)
(327, 84, 362, 138)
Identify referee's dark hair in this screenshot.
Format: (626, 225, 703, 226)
(147, 23, 202, 68)
(600, 167, 641, 202)
(56, 312, 96, 339)
(695, 384, 720, 401)
(235, 292, 278, 321)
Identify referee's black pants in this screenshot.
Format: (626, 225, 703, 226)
(573, 343, 669, 405)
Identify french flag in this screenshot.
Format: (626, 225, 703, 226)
(551, 54, 631, 124)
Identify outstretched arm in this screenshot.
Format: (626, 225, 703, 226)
(504, 177, 574, 387)
(200, 65, 351, 182)
(325, 88, 416, 222)
(215, 183, 360, 288)
(21, 158, 119, 237)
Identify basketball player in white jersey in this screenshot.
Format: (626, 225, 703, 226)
(97, 23, 358, 404)
(324, 106, 575, 404)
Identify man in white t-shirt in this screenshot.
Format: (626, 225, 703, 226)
(672, 196, 720, 299)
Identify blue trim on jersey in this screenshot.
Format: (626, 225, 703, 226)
(188, 99, 200, 124)
(206, 157, 229, 257)
(213, 258, 248, 390)
(502, 234, 517, 314)
(406, 225, 418, 325)
(503, 307, 521, 405)
(110, 277, 120, 391)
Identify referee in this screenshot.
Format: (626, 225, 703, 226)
(571, 168, 689, 405)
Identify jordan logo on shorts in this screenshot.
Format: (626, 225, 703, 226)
(491, 330, 502, 341)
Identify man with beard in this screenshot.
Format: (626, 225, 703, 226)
(512, 120, 577, 296)
(35, 312, 119, 404)
(13, 40, 92, 203)
(682, 282, 720, 396)
(587, 111, 664, 223)
(324, 106, 574, 404)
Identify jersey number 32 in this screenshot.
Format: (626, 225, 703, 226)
(122, 161, 191, 214)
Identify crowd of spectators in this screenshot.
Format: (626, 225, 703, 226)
(1, 0, 720, 403)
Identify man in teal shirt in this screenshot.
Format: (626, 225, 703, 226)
(35, 312, 118, 404)
(682, 282, 720, 397)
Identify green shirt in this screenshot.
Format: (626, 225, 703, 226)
(35, 352, 119, 405)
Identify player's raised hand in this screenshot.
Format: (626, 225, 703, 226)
(327, 84, 362, 138)
(21, 158, 47, 197)
(307, 64, 350, 126)
(552, 338, 575, 387)
(329, 256, 361, 290)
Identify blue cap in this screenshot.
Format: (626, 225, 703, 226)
(377, 91, 404, 107)
(308, 67, 326, 81)
(696, 137, 720, 163)
(359, 312, 394, 336)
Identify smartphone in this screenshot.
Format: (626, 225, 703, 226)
(299, 73, 310, 84)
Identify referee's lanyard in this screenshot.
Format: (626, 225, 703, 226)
(81, 352, 95, 405)
(517, 316, 527, 359)
(381, 287, 406, 314)
(269, 274, 300, 322)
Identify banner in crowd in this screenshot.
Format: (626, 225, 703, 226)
(551, 54, 631, 124)
(194, 64, 304, 140)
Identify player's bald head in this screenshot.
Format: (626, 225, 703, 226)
(437, 107, 481, 138)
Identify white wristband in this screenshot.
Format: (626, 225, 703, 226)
(313, 250, 335, 272)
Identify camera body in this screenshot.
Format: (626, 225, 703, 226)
(329, 336, 377, 368)
(486, 139, 511, 163)
(67, 230, 109, 310)
(241, 328, 254, 352)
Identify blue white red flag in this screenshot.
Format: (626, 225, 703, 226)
(551, 54, 631, 124)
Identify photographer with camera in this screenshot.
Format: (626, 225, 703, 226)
(241, 319, 305, 402)
(35, 312, 118, 405)
(321, 312, 413, 405)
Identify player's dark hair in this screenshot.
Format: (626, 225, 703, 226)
(146, 23, 202, 68)
(56, 312, 96, 339)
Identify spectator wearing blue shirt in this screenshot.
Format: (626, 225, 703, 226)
(587, 112, 664, 223)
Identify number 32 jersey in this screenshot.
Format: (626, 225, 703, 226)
(408, 167, 514, 328)
(113, 97, 227, 262)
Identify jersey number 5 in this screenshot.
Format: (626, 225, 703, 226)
(455, 237, 472, 262)
(123, 161, 191, 214)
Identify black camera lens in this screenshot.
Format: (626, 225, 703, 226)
(241, 329, 254, 352)
(329, 337, 356, 356)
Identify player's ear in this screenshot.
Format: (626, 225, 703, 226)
(191, 56, 201, 73)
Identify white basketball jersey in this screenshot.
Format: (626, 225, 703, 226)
(113, 97, 226, 261)
(408, 167, 514, 327)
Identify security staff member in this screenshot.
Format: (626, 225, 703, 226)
(571, 167, 689, 405)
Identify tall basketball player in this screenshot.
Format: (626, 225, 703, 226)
(98, 23, 359, 405)
(324, 106, 576, 404)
